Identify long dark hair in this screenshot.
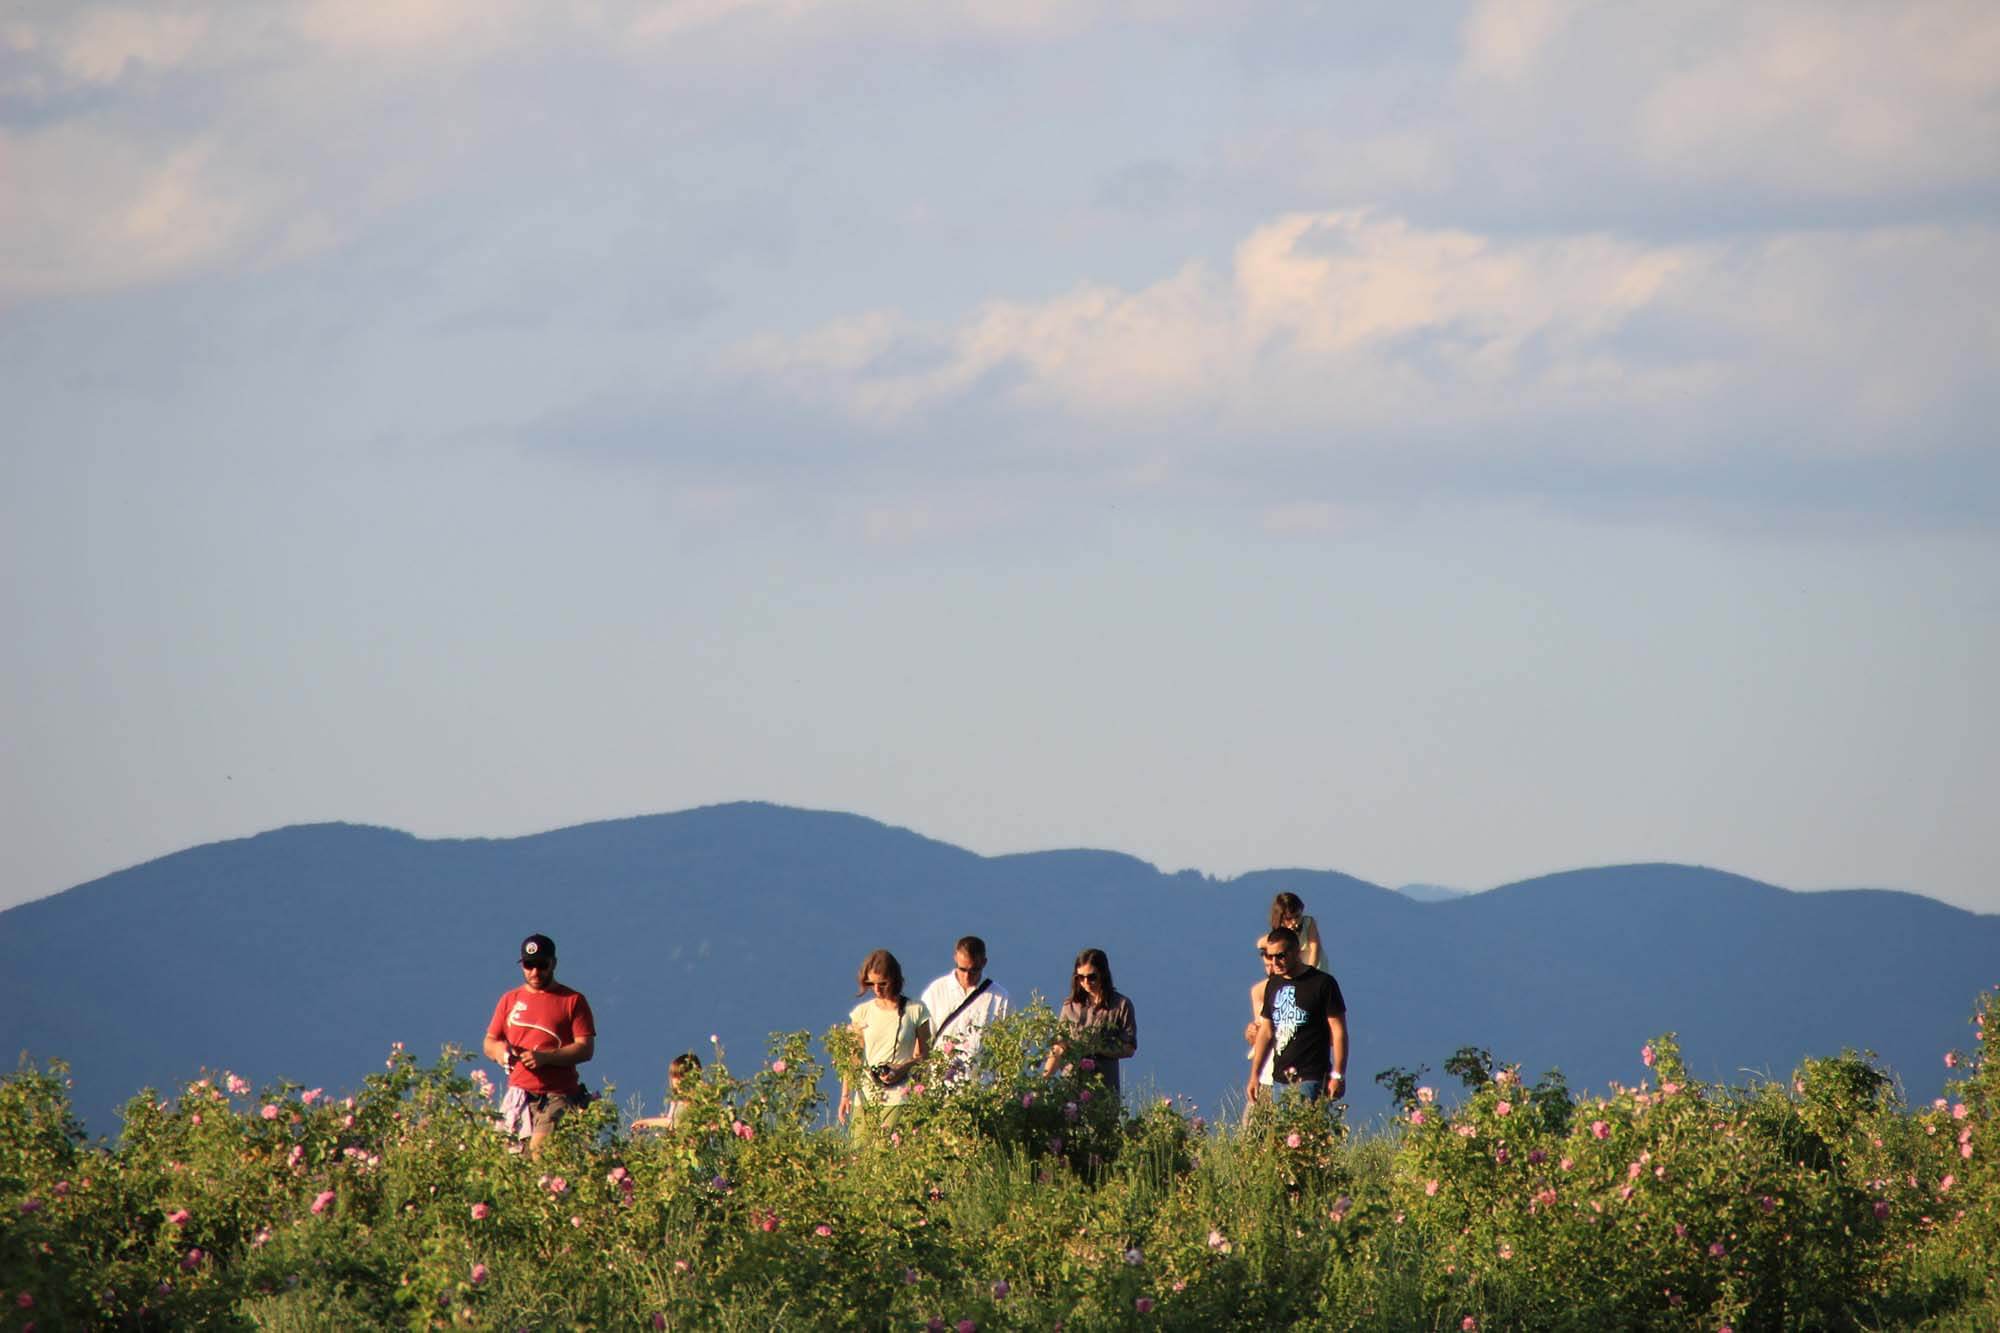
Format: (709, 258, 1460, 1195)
(1270, 892, 1305, 932)
(855, 948, 906, 1008)
(1067, 948, 1114, 1007)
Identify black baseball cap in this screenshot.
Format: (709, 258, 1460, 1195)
(518, 934, 557, 966)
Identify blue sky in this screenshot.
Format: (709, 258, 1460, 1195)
(4, 0, 1996, 912)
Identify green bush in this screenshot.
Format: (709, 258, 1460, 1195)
(2, 993, 1995, 1330)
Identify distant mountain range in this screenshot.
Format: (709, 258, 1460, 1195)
(3, 803, 1993, 1137)
(1395, 883, 1472, 903)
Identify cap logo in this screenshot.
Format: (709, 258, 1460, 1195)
(524, 942, 540, 955)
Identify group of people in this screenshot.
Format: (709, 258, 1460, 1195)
(480, 893, 1348, 1154)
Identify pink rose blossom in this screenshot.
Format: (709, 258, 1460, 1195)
(181, 1248, 204, 1272)
(16, 1292, 33, 1309)
(1425, 1179, 1439, 1197)
(470, 1263, 487, 1285)
(1590, 1120, 1610, 1139)
(992, 1280, 1010, 1299)
(1559, 1157, 1573, 1171)
(1462, 1319, 1477, 1331)
(311, 1191, 336, 1215)
(1641, 1044, 1655, 1067)
(958, 1321, 977, 1333)
(471, 1202, 490, 1220)
(227, 1075, 250, 1095)
(815, 1223, 832, 1237)
(168, 1209, 191, 1226)
(1953, 1103, 1969, 1120)
(1494, 1101, 1511, 1117)
(1939, 1174, 1956, 1194)
(654, 1316, 666, 1330)
(1285, 1132, 1302, 1149)
(1873, 1200, 1890, 1219)
(1410, 1110, 1426, 1125)
(1080, 1058, 1096, 1072)
(547, 1177, 568, 1195)
(771, 1059, 787, 1074)
(1498, 1244, 1512, 1259)
(1945, 1052, 1958, 1068)
(1135, 1297, 1155, 1314)
(1708, 1241, 1727, 1258)
(261, 1104, 279, 1121)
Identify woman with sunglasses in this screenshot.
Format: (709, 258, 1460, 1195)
(837, 948, 931, 1140)
(1042, 948, 1138, 1097)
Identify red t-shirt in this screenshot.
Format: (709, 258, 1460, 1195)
(487, 982, 596, 1095)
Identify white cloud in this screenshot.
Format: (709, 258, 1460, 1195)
(729, 210, 1999, 466)
(57, 8, 210, 83)
(1636, 2, 2000, 193)
(733, 211, 1711, 433)
(1460, 0, 1580, 81)
(0, 127, 282, 299)
(1452, 0, 2000, 200)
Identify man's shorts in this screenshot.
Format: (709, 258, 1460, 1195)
(499, 1086, 588, 1140)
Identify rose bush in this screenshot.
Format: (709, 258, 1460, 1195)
(0, 991, 1993, 1329)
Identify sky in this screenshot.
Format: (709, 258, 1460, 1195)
(3, 0, 1997, 914)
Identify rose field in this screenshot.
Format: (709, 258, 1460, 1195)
(3, 991, 1995, 1332)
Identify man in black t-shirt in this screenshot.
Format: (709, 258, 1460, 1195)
(1245, 925, 1348, 1104)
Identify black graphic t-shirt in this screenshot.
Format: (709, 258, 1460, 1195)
(1260, 967, 1346, 1083)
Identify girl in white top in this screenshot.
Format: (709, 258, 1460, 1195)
(838, 948, 931, 1139)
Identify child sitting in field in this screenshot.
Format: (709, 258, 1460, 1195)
(631, 1051, 701, 1131)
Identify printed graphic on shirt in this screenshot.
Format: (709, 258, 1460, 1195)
(1271, 983, 1305, 1064)
(507, 1000, 562, 1046)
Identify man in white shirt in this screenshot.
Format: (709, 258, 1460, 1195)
(919, 935, 1011, 1080)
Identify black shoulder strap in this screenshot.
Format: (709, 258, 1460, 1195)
(934, 979, 992, 1036)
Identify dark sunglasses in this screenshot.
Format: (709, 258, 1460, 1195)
(1259, 949, 1290, 960)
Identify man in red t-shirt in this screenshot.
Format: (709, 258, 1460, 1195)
(483, 933, 597, 1154)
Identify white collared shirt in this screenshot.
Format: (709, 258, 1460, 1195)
(918, 972, 1011, 1065)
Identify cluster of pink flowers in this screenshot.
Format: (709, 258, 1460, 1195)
(731, 1120, 756, 1140)
(310, 1190, 336, 1215)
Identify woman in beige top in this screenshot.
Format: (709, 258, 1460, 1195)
(838, 948, 931, 1140)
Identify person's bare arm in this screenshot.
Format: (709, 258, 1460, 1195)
(1245, 979, 1269, 1045)
(1302, 918, 1324, 969)
(1328, 1013, 1348, 1096)
(1244, 1019, 1274, 1104)
(517, 1035, 594, 1072)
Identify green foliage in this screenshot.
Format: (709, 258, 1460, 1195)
(3, 996, 1999, 1330)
